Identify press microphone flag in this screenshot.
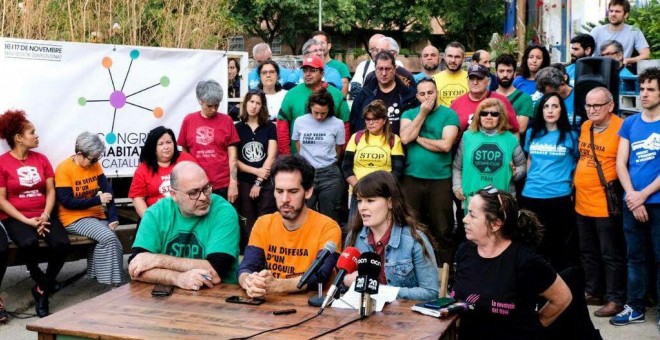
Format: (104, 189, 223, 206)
(320, 247, 361, 310)
(297, 241, 337, 289)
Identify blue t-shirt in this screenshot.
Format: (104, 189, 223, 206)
(513, 76, 537, 95)
(523, 129, 579, 199)
(248, 67, 292, 90)
(532, 89, 580, 131)
(618, 113, 660, 204)
(566, 63, 576, 87)
(286, 66, 343, 90)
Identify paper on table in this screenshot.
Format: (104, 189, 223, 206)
(330, 282, 399, 311)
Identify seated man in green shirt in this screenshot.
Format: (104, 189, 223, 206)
(128, 161, 240, 290)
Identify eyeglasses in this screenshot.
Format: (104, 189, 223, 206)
(260, 70, 277, 76)
(584, 101, 612, 111)
(364, 117, 383, 123)
(82, 153, 100, 164)
(302, 68, 321, 73)
(601, 51, 619, 57)
(479, 111, 500, 117)
(376, 66, 394, 73)
(173, 183, 213, 200)
(481, 185, 507, 221)
(368, 48, 379, 54)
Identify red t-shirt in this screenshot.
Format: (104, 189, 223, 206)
(177, 111, 240, 189)
(128, 151, 196, 206)
(450, 91, 520, 134)
(0, 151, 54, 220)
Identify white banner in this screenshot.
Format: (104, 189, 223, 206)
(0, 38, 246, 177)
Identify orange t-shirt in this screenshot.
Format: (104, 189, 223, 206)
(574, 116, 623, 217)
(248, 209, 342, 279)
(55, 157, 106, 226)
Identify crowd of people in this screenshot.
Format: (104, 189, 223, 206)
(0, 0, 658, 338)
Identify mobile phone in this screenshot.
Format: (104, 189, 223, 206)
(151, 284, 174, 297)
(423, 297, 455, 309)
(273, 309, 297, 315)
(225, 295, 266, 305)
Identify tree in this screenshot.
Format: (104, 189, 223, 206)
(438, 0, 505, 51)
(229, 0, 317, 53)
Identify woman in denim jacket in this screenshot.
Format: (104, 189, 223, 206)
(343, 170, 439, 300)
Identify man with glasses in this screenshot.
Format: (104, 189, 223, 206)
(590, 0, 649, 67)
(277, 55, 349, 155)
(433, 42, 468, 107)
(574, 87, 626, 318)
(600, 40, 635, 79)
(128, 161, 240, 290)
(350, 51, 416, 134)
(285, 38, 342, 90)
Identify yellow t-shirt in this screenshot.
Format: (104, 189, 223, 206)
(248, 210, 342, 279)
(574, 116, 623, 217)
(433, 70, 468, 107)
(55, 157, 106, 226)
(345, 132, 404, 180)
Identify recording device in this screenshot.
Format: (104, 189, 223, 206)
(355, 252, 381, 317)
(225, 296, 266, 305)
(297, 241, 337, 289)
(151, 284, 174, 297)
(320, 247, 361, 311)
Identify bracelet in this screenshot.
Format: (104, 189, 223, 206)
(254, 179, 262, 187)
(42, 212, 50, 219)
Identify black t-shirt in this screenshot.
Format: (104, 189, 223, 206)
(375, 86, 403, 134)
(235, 121, 276, 183)
(452, 241, 557, 340)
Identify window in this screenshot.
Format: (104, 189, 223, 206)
(228, 36, 244, 51)
(272, 38, 282, 55)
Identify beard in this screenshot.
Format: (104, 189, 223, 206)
(279, 204, 303, 221)
(423, 62, 439, 71)
(498, 77, 513, 88)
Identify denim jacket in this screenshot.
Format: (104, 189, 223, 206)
(350, 224, 439, 301)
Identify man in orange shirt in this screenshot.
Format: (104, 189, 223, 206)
(574, 87, 626, 318)
(238, 156, 341, 298)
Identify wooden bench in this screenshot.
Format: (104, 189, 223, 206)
(7, 224, 137, 267)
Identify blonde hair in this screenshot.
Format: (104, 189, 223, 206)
(469, 98, 510, 133)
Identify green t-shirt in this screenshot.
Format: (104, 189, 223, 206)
(401, 105, 459, 179)
(133, 194, 240, 283)
(461, 130, 518, 205)
(278, 83, 349, 153)
(327, 59, 351, 79)
(508, 89, 534, 118)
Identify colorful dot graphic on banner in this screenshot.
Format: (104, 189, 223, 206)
(78, 49, 170, 144)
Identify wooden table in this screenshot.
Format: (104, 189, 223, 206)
(27, 282, 457, 339)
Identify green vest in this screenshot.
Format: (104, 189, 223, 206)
(462, 130, 518, 207)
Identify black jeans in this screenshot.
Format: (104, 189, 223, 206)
(307, 165, 344, 224)
(0, 225, 8, 284)
(575, 213, 627, 305)
(237, 179, 276, 252)
(3, 217, 70, 293)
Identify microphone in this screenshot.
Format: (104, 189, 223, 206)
(320, 247, 361, 311)
(355, 252, 381, 317)
(297, 241, 337, 289)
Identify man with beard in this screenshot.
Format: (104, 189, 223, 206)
(566, 34, 595, 87)
(414, 45, 441, 82)
(238, 156, 341, 298)
(591, 0, 649, 66)
(433, 42, 468, 107)
(128, 161, 240, 289)
(495, 54, 534, 136)
(350, 51, 417, 134)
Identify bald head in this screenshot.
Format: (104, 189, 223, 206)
(473, 50, 492, 68)
(421, 45, 440, 73)
(368, 34, 386, 59)
(171, 161, 207, 190)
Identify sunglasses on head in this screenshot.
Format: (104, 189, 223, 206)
(479, 111, 500, 117)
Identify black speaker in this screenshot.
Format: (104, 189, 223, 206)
(574, 57, 619, 124)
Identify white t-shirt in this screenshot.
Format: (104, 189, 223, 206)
(291, 114, 345, 168)
(265, 90, 287, 121)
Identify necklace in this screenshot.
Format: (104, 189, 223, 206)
(11, 151, 29, 167)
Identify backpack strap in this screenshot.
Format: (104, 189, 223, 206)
(355, 129, 395, 148)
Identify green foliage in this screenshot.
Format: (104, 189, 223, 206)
(489, 34, 519, 59)
(437, 0, 505, 51)
(628, 0, 660, 59)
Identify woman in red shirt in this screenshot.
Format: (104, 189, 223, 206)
(128, 126, 195, 218)
(0, 110, 70, 319)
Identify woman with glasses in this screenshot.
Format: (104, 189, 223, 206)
(258, 60, 287, 122)
(291, 89, 345, 223)
(513, 44, 551, 96)
(0, 110, 70, 319)
(235, 89, 277, 249)
(452, 98, 526, 212)
(343, 171, 438, 301)
(128, 126, 196, 218)
(452, 187, 572, 338)
(520, 93, 580, 273)
(342, 100, 404, 226)
(55, 131, 126, 286)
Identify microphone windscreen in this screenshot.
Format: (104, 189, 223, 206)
(336, 247, 361, 272)
(357, 251, 382, 277)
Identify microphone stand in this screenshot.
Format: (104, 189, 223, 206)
(307, 271, 325, 307)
